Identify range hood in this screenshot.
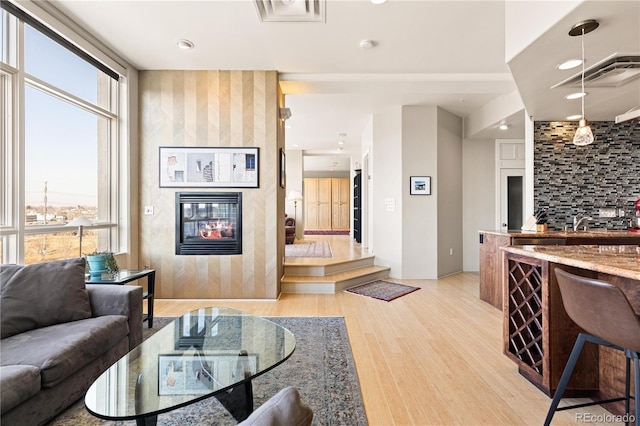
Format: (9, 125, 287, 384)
(615, 107, 640, 123)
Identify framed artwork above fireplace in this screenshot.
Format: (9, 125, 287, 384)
(160, 147, 259, 188)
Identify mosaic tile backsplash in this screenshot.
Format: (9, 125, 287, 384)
(534, 121, 639, 231)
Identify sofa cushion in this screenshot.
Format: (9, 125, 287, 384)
(0, 315, 128, 388)
(0, 365, 41, 413)
(1, 258, 92, 339)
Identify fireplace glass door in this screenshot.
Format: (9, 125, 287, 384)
(176, 192, 242, 255)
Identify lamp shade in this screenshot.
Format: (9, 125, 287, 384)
(288, 190, 303, 202)
(573, 119, 594, 146)
(66, 217, 93, 227)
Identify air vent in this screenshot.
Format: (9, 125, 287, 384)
(254, 0, 325, 22)
(552, 54, 640, 88)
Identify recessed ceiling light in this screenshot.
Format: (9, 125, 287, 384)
(567, 114, 583, 120)
(177, 39, 194, 50)
(565, 92, 587, 100)
(499, 124, 509, 130)
(292, 143, 299, 147)
(359, 40, 375, 49)
(338, 140, 345, 145)
(558, 59, 583, 70)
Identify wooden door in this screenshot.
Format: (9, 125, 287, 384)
(331, 178, 350, 230)
(304, 178, 332, 230)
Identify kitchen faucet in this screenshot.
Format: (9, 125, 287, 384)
(573, 216, 593, 232)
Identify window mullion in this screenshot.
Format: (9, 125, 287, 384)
(25, 73, 116, 120)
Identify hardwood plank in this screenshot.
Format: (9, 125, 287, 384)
(153, 236, 622, 425)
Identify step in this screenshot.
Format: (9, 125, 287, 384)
(283, 255, 375, 277)
(281, 265, 390, 294)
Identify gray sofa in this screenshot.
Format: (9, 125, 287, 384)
(0, 258, 143, 426)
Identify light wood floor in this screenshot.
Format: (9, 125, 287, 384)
(154, 236, 621, 425)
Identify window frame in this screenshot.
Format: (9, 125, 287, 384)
(0, 1, 131, 265)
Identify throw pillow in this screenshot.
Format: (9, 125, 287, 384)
(0, 258, 92, 339)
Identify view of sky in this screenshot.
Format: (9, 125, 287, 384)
(24, 24, 100, 207)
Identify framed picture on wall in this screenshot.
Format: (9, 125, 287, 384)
(159, 147, 259, 188)
(279, 148, 286, 189)
(410, 176, 431, 195)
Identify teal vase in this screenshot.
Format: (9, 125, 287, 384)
(86, 255, 107, 281)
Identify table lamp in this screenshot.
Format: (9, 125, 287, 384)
(287, 190, 303, 222)
(65, 216, 93, 257)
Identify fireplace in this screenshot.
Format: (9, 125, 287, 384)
(175, 192, 242, 255)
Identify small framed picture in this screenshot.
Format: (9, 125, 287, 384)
(410, 176, 431, 195)
(279, 148, 286, 189)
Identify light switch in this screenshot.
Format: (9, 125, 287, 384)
(144, 206, 154, 215)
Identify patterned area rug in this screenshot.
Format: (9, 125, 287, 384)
(346, 280, 420, 302)
(304, 230, 350, 236)
(48, 316, 366, 426)
(285, 240, 333, 258)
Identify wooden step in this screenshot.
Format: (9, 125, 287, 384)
(281, 265, 390, 294)
(283, 255, 375, 277)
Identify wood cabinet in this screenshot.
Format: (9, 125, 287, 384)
(331, 178, 350, 230)
(479, 231, 640, 310)
(479, 232, 512, 309)
(304, 178, 332, 229)
(304, 178, 350, 230)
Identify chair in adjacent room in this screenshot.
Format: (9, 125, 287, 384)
(544, 268, 640, 426)
(285, 215, 296, 244)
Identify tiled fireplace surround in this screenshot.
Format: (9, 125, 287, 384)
(534, 121, 640, 231)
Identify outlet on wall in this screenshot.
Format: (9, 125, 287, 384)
(599, 207, 617, 218)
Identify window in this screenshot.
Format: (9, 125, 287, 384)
(0, 3, 127, 265)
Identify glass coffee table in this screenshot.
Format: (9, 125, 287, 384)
(85, 307, 296, 425)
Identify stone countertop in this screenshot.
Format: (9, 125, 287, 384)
(480, 229, 640, 238)
(502, 244, 640, 281)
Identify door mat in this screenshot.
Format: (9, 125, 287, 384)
(346, 280, 420, 302)
(285, 240, 333, 258)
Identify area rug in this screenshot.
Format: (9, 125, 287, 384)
(304, 230, 350, 236)
(285, 240, 333, 258)
(48, 316, 366, 426)
(346, 280, 420, 302)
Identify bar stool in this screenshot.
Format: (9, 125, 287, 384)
(544, 268, 640, 426)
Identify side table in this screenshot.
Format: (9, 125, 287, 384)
(86, 269, 155, 328)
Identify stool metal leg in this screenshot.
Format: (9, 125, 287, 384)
(634, 356, 639, 426)
(544, 333, 587, 426)
(626, 356, 631, 426)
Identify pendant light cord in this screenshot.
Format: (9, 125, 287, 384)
(581, 27, 585, 120)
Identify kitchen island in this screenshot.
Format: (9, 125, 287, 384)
(501, 243, 640, 414)
(479, 230, 640, 309)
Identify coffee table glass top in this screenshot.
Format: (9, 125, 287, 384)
(85, 307, 296, 420)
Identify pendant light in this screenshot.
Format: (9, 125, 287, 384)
(569, 19, 599, 146)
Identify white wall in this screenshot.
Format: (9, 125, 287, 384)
(285, 149, 304, 238)
(401, 106, 439, 278)
(436, 108, 463, 277)
(371, 107, 403, 276)
(462, 138, 495, 271)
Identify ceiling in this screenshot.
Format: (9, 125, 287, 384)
(48, 0, 639, 171)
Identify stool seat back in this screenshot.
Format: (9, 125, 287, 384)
(555, 268, 640, 353)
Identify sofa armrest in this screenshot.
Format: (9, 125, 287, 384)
(86, 284, 143, 350)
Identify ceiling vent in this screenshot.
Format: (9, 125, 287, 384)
(552, 54, 640, 88)
(254, 0, 325, 22)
